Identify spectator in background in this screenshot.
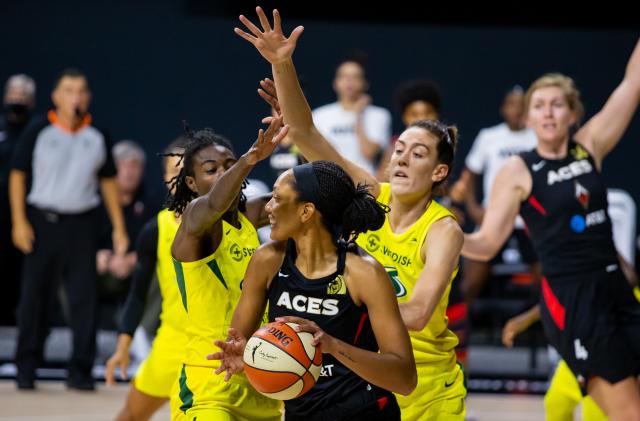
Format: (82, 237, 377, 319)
(312, 54, 391, 175)
(449, 87, 540, 304)
(97, 140, 153, 330)
(376, 79, 442, 181)
(0, 74, 36, 325)
(9, 68, 128, 391)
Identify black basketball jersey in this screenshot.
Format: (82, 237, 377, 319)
(267, 239, 381, 416)
(519, 141, 617, 278)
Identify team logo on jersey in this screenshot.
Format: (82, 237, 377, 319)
(276, 292, 339, 315)
(365, 234, 380, 253)
(327, 275, 347, 295)
(547, 159, 592, 186)
(230, 243, 256, 262)
(570, 144, 589, 161)
(532, 160, 546, 172)
(574, 181, 589, 209)
(385, 266, 407, 297)
(570, 209, 606, 233)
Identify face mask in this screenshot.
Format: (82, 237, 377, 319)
(4, 103, 31, 125)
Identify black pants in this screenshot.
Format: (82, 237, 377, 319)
(0, 207, 22, 325)
(15, 206, 98, 381)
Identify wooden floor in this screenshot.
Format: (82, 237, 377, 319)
(0, 380, 548, 421)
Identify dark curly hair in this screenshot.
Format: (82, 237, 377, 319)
(159, 125, 246, 215)
(393, 79, 442, 116)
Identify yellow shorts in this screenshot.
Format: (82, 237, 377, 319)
(134, 324, 185, 398)
(170, 364, 283, 421)
(545, 360, 606, 421)
(396, 362, 466, 421)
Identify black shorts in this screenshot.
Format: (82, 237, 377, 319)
(285, 386, 400, 421)
(539, 265, 640, 389)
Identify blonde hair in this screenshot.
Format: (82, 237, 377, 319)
(525, 73, 584, 124)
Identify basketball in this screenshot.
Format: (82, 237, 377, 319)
(243, 321, 322, 400)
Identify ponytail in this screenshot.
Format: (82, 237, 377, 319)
(341, 183, 388, 241)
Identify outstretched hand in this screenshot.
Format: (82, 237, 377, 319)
(235, 7, 304, 65)
(244, 115, 289, 165)
(207, 328, 247, 382)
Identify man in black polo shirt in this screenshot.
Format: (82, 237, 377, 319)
(0, 74, 36, 326)
(9, 68, 128, 390)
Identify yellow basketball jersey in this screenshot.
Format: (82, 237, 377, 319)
(173, 212, 259, 368)
(156, 209, 187, 331)
(356, 183, 459, 367)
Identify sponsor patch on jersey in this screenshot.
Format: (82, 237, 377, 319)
(230, 243, 256, 262)
(365, 234, 380, 253)
(570, 209, 606, 233)
(384, 266, 407, 298)
(381, 246, 412, 267)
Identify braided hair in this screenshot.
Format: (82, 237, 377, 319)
(159, 125, 246, 215)
(291, 161, 388, 245)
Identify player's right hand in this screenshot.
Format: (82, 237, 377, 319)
(235, 7, 304, 65)
(209, 327, 247, 381)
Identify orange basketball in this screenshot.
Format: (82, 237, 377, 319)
(243, 321, 322, 400)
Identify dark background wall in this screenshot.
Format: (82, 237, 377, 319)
(1, 0, 638, 216)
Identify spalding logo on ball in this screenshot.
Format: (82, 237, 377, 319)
(243, 321, 322, 400)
